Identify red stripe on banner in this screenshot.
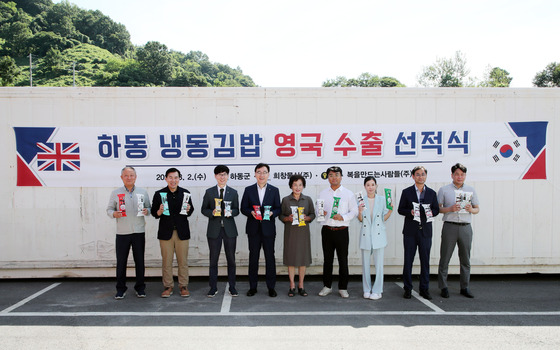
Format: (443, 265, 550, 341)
(17, 155, 42, 186)
(523, 149, 546, 180)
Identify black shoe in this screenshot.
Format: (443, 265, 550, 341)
(268, 289, 277, 297)
(460, 288, 474, 298)
(288, 288, 296, 297)
(403, 289, 412, 299)
(298, 288, 308, 297)
(441, 288, 449, 298)
(246, 288, 257, 297)
(135, 290, 146, 298)
(229, 288, 239, 297)
(419, 290, 432, 300)
(207, 288, 218, 298)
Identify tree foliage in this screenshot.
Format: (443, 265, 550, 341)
(1, 0, 256, 87)
(479, 67, 512, 87)
(323, 72, 405, 87)
(418, 51, 471, 87)
(533, 62, 560, 87)
(0, 55, 20, 85)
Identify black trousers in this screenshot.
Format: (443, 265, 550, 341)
(115, 232, 145, 293)
(208, 227, 237, 291)
(247, 224, 276, 290)
(321, 226, 349, 289)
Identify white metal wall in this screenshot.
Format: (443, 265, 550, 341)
(1, 87, 558, 278)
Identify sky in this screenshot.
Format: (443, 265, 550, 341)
(54, 0, 559, 87)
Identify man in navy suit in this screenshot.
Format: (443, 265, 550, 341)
(241, 163, 282, 297)
(201, 165, 240, 298)
(397, 165, 439, 300)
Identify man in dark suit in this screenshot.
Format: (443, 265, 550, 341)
(201, 165, 240, 298)
(151, 168, 194, 298)
(241, 163, 282, 297)
(398, 165, 439, 300)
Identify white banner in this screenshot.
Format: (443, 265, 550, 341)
(14, 121, 548, 187)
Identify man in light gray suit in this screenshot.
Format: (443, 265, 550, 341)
(201, 165, 240, 297)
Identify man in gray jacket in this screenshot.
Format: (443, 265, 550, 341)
(107, 166, 151, 299)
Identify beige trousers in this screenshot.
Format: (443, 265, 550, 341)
(159, 230, 189, 288)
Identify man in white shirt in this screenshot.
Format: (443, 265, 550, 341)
(317, 166, 359, 298)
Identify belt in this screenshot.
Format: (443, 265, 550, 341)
(324, 225, 347, 231)
(446, 221, 470, 226)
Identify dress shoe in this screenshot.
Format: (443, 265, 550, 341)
(441, 288, 449, 298)
(460, 288, 474, 298)
(419, 290, 432, 300)
(246, 288, 257, 297)
(268, 289, 277, 297)
(403, 289, 412, 299)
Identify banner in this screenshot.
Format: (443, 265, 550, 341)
(13, 121, 548, 187)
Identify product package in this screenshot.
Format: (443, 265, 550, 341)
(455, 190, 473, 214)
(160, 192, 170, 216)
(117, 193, 127, 217)
(253, 205, 262, 220)
(316, 199, 325, 222)
(224, 201, 232, 217)
(330, 197, 341, 219)
(291, 206, 299, 225)
(297, 207, 306, 226)
(422, 204, 434, 222)
(214, 198, 223, 217)
(263, 205, 272, 220)
(136, 194, 144, 216)
(355, 191, 365, 207)
(413, 202, 421, 222)
(384, 188, 393, 210)
(179, 193, 191, 215)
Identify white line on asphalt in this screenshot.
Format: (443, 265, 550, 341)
(395, 282, 445, 313)
(220, 283, 232, 313)
(1, 311, 559, 317)
(0, 283, 61, 314)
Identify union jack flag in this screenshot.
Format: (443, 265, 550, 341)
(36, 142, 80, 171)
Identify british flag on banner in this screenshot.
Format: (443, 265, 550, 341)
(36, 142, 80, 171)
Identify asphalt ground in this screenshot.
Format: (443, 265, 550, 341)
(1, 274, 559, 349)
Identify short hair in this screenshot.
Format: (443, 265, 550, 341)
(254, 163, 270, 172)
(326, 166, 342, 176)
(165, 167, 181, 178)
(289, 174, 306, 188)
(214, 165, 230, 175)
(121, 166, 136, 175)
(451, 163, 467, 173)
(411, 165, 427, 176)
(363, 175, 377, 186)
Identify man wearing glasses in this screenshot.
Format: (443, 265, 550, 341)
(317, 166, 359, 298)
(398, 165, 439, 300)
(241, 163, 282, 297)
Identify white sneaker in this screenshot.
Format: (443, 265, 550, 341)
(318, 286, 332, 296)
(339, 289, 349, 298)
(369, 293, 382, 300)
(363, 292, 371, 299)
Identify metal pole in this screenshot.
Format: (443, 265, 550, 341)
(29, 53, 32, 87)
(72, 62, 76, 87)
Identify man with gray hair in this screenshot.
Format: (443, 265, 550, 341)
(107, 166, 151, 299)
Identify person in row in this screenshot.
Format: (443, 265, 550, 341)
(279, 174, 315, 297)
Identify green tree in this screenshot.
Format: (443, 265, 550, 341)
(0, 55, 20, 85)
(479, 66, 512, 87)
(418, 51, 471, 87)
(533, 62, 560, 87)
(11, 0, 53, 17)
(323, 72, 404, 87)
(42, 47, 63, 72)
(136, 41, 173, 85)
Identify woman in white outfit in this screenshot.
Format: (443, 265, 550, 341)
(358, 176, 392, 300)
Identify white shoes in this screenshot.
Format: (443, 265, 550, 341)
(369, 293, 382, 300)
(318, 286, 332, 297)
(363, 292, 371, 299)
(339, 289, 349, 298)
